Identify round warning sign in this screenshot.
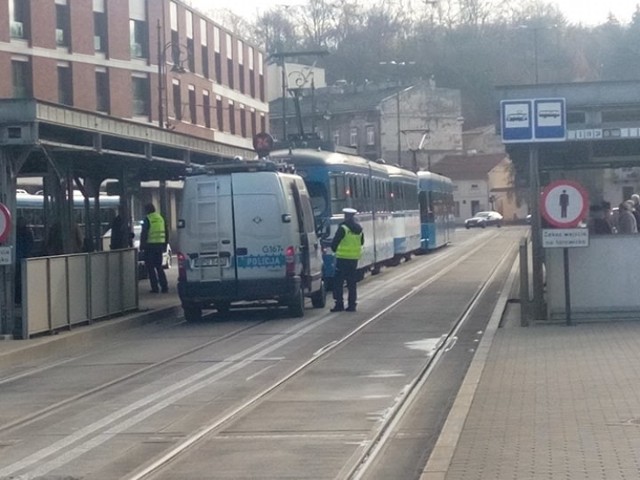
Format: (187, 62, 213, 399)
(540, 180, 589, 228)
(0, 203, 11, 243)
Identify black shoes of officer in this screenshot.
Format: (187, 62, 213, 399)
(331, 304, 357, 312)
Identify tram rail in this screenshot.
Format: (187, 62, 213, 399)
(0, 229, 516, 480)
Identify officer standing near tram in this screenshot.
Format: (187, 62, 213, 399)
(330, 207, 364, 312)
(140, 203, 169, 294)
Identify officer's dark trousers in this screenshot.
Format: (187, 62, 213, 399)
(144, 244, 168, 292)
(333, 258, 358, 308)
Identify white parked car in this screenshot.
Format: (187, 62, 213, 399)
(465, 211, 503, 229)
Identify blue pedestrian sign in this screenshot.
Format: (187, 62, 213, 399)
(501, 100, 533, 143)
(501, 98, 566, 143)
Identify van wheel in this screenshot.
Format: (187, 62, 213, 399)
(311, 281, 326, 308)
(183, 304, 202, 323)
(288, 289, 305, 318)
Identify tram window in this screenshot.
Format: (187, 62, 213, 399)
(330, 175, 347, 213)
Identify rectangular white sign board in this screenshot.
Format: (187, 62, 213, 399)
(0, 247, 12, 265)
(542, 229, 589, 248)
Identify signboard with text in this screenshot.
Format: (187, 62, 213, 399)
(542, 229, 589, 248)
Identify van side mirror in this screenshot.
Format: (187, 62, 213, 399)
(282, 213, 292, 223)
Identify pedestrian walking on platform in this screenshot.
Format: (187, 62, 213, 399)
(140, 203, 169, 293)
(617, 200, 638, 234)
(330, 207, 364, 313)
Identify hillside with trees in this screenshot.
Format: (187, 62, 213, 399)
(200, 0, 640, 128)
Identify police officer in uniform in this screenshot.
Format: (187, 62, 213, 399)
(140, 203, 169, 293)
(330, 208, 364, 312)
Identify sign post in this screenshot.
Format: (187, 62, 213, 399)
(540, 180, 589, 326)
(501, 98, 566, 322)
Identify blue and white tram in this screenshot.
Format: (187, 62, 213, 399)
(384, 164, 421, 263)
(269, 148, 421, 286)
(417, 171, 455, 250)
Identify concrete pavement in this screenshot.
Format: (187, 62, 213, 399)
(3, 262, 640, 480)
(0, 268, 183, 369)
(422, 302, 640, 479)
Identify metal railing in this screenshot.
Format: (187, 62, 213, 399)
(20, 248, 138, 338)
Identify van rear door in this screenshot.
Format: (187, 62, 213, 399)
(232, 172, 288, 283)
(184, 175, 235, 283)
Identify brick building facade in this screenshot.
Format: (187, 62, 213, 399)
(0, 0, 267, 154)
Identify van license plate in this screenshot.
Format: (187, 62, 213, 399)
(197, 257, 226, 267)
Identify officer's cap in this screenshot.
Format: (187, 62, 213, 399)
(343, 208, 357, 214)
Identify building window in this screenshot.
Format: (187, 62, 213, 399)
(248, 46, 255, 97)
(172, 80, 182, 121)
(333, 130, 340, 145)
(95, 69, 109, 113)
(213, 26, 221, 84)
(188, 85, 196, 124)
(240, 105, 246, 137)
(226, 33, 234, 89)
(129, 19, 148, 58)
(229, 101, 235, 134)
(11, 59, 30, 98)
(258, 52, 264, 101)
(57, 64, 73, 105)
(216, 95, 223, 131)
(56, 4, 70, 47)
(203, 90, 211, 128)
(366, 126, 375, 145)
(251, 109, 257, 136)
(238, 40, 245, 94)
(93, 12, 107, 52)
(350, 127, 358, 147)
(260, 113, 266, 133)
(132, 75, 149, 116)
(9, 0, 29, 39)
(186, 11, 195, 72)
(201, 20, 209, 78)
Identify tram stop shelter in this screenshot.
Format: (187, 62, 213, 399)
(497, 80, 640, 322)
(0, 99, 253, 338)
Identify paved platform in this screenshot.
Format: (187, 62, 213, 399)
(0, 269, 183, 369)
(422, 303, 640, 480)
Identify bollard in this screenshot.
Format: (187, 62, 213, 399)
(519, 237, 530, 326)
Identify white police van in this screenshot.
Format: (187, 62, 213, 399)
(176, 160, 325, 322)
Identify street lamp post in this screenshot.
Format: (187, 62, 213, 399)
(156, 19, 187, 129)
(517, 24, 557, 84)
(269, 50, 329, 142)
(379, 60, 416, 166)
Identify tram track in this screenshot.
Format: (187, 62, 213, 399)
(125, 231, 506, 480)
(346, 239, 519, 479)
(0, 229, 506, 480)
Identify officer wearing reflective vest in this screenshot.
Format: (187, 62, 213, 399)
(330, 208, 364, 312)
(140, 203, 169, 293)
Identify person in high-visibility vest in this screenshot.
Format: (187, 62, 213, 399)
(330, 208, 364, 312)
(140, 203, 169, 293)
